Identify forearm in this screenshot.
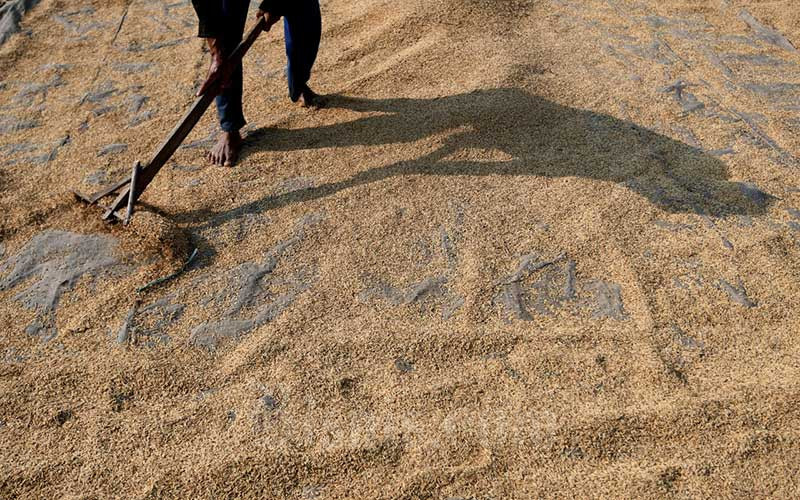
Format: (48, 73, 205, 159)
(191, 0, 223, 38)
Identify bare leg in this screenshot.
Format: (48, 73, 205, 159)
(206, 0, 248, 167)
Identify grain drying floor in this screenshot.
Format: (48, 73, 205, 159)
(1, 0, 799, 497)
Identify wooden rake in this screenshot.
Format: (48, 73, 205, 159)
(74, 17, 268, 224)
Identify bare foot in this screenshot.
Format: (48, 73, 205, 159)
(207, 130, 242, 167)
(300, 85, 326, 108)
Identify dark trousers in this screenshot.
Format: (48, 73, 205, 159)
(216, 0, 321, 132)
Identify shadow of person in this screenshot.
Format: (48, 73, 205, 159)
(182, 88, 772, 229)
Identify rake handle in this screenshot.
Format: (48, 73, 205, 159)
(104, 17, 268, 220)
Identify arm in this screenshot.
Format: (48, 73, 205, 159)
(191, 1, 237, 97)
(193, 1, 280, 97)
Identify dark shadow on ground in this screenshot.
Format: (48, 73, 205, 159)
(179, 88, 772, 229)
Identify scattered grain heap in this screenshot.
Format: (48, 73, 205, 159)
(1, 0, 799, 497)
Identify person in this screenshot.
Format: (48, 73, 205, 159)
(191, 0, 323, 166)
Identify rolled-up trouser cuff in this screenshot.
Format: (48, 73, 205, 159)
(217, 89, 246, 132)
(220, 117, 246, 133)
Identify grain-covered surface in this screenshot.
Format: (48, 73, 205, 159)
(1, 0, 799, 498)
(0, 0, 41, 45)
